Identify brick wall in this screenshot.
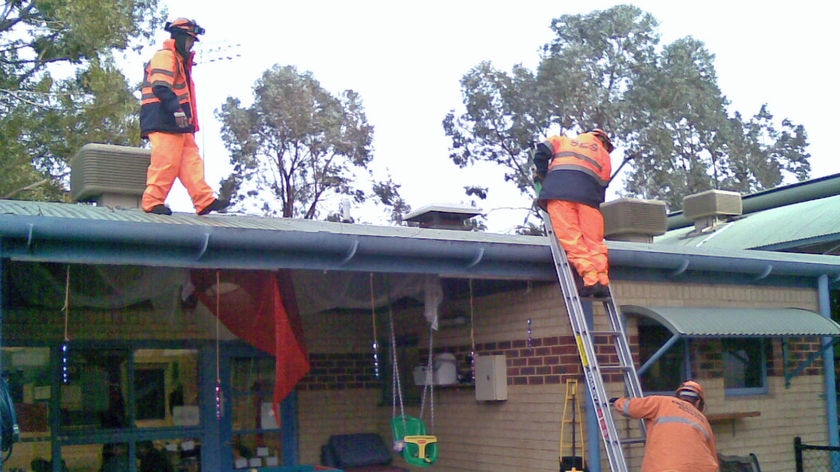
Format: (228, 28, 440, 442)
(5, 275, 830, 472)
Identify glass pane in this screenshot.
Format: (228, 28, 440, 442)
(158, 438, 202, 472)
(2, 347, 53, 471)
(233, 432, 282, 469)
(638, 323, 685, 392)
(60, 349, 128, 430)
(230, 357, 276, 431)
(230, 356, 282, 467)
(61, 443, 130, 472)
(723, 338, 764, 389)
(134, 349, 200, 428)
(2, 347, 51, 434)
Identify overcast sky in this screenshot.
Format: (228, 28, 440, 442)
(153, 0, 837, 232)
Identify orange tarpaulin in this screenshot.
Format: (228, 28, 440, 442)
(192, 269, 310, 411)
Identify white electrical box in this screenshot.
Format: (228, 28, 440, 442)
(475, 354, 507, 401)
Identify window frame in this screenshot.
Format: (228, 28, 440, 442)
(636, 320, 770, 397)
(721, 337, 769, 396)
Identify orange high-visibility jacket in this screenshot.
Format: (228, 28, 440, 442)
(614, 395, 718, 472)
(140, 39, 199, 137)
(534, 133, 611, 208)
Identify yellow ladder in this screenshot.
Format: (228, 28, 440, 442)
(559, 378, 586, 472)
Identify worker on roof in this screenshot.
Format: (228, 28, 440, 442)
(611, 380, 719, 472)
(533, 129, 613, 297)
(139, 18, 228, 216)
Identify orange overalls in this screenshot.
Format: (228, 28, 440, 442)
(535, 133, 612, 287)
(614, 395, 719, 472)
(139, 39, 215, 213)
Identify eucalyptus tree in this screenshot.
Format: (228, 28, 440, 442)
(217, 64, 407, 222)
(0, 0, 166, 200)
(444, 4, 810, 222)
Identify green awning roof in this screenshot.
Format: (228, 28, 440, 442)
(622, 305, 840, 337)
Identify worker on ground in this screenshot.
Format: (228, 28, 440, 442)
(140, 18, 228, 216)
(610, 380, 719, 472)
(533, 129, 613, 298)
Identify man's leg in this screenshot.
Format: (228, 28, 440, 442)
(547, 200, 599, 287)
(579, 204, 609, 286)
(142, 132, 184, 212)
(177, 133, 216, 213)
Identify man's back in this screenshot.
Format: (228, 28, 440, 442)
(615, 395, 718, 472)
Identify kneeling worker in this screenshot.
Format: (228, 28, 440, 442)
(610, 380, 719, 472)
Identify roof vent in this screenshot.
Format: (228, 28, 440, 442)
(405, 205, 481, 230)
(601, 198, 667, 243)
(682, 189, 742, 232)
(70, 143, 149, 209)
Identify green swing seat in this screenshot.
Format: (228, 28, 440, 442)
(391, 415, 439, 467)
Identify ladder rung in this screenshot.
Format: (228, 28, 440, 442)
(620, 437, 647, 445)
(542, 208, 645, 472)
(590, 330, 622, 337)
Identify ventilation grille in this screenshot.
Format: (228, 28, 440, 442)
(601, 198, 667, 242)
(70, 143, 150, 204)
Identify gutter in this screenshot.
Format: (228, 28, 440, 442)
(2, 214, 840, 283)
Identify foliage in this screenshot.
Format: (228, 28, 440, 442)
(0, 0, 165, 200)
(217, 64, 406, 221)
(444, 4, 811, 223)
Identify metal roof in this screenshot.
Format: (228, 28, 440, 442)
(655, 194, 840, 253)
(623, 305, 840, 337)
(2, 199, 840, 284)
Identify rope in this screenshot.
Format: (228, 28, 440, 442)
(215, 271, 222, 421)
(389, 305, 407, 436)
(62, 266, 70, 342)
(370, 274, 381, 379)
(60, 266, 71, 385)
(419, 320, 436, 433)
(469, 279, 476, 383)
(386, 277, 406, 437)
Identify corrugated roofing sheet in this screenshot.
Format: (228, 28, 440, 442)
(655, 194, 840, 251)
(0, 199, 529, 243)
(623, 305, 840, 337)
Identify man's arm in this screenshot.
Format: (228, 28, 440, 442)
(532, 142, 553, 181)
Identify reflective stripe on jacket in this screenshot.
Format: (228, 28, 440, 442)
(544, 134, 611, 185)
(140, 39, 199, 136)
(534, 134, 612, 208)
(614, 395, 718, 472)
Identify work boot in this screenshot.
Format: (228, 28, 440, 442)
(579, 285, 596, 298)
(146, 204, 172, 215)
(592, 282, 610, 298)
(580, 283, 610, 299)
(198, 198, 229, 215)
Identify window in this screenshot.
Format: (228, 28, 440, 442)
(2, 346, 201, 472)
(722, 338, 767, 394)
(637, 321, 686, 393)
(230, 355, 283, 468)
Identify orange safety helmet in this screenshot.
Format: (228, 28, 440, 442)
(675, 380, 706, 411)
(587, 128, 614, 153)
(165, 18, 205, 41)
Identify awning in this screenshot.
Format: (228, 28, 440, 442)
(622, 305, 840, 337)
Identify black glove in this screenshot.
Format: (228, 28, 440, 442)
(609, 397, 619, 405)
(533, 171, 545, 184)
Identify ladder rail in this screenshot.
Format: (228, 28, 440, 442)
(540, 209, 645, 472)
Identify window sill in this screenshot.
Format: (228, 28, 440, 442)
(706, 411, 760, 436)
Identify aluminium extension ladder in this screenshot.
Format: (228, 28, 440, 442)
(540, 209, 645, 472)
